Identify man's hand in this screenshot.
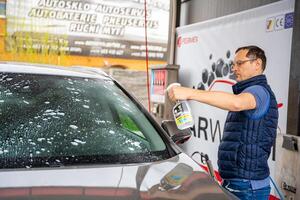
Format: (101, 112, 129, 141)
(168, 86, 193, 102)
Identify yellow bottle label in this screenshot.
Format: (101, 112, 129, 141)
(175, 114, 192, 125)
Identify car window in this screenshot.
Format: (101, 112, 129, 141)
(0, 72, 169, 169)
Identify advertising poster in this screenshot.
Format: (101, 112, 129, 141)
(175, 0, 294, 198)
(5, 0, 169, 60)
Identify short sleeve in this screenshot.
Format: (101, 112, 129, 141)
(242, 85, 270, 120)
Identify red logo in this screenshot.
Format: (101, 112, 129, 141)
(177, 36, 198, 48)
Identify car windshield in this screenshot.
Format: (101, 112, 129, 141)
(0, 72, 169, 169)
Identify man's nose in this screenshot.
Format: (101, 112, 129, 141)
(231, 64, 237, 72)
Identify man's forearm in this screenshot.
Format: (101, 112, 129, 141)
(168, 86, 256, 111)
(187, 89, 251, 111)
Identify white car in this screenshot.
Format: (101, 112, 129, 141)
(0, 62, 237, 200)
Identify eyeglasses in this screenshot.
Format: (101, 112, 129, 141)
(231, 58, 257, 68)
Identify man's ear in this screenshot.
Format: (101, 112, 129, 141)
(255, 59, 263, 71)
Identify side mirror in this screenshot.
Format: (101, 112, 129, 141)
(161, 120, 192, 144)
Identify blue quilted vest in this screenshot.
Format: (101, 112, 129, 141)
(217, 74, 278, 180)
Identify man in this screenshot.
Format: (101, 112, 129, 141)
(168, 45, 278, 200)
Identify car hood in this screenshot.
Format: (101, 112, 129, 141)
(0, 153, 236, 200)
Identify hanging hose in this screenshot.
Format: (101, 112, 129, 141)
(270, 176, 284, 200)
(191, 151, 218, 182)
(144, 0, 151, 112)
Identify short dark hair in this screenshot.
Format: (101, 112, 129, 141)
(235, 45, 267, 71)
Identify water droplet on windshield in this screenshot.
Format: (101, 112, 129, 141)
(74, 139, 86, 144)
(71, 142, 78, 146)
(132, 142, 141, 147)
(57, 112, 65, 116)
(69, 125, 78, 130)
(83, 105, 90, 109)
(68, 80, 74, 85)
(37, 138, 46, 142)
(95, 120, 105, 124)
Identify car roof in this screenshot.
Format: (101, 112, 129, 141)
(0, 62, 110, 79)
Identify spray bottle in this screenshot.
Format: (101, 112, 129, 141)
(166, 83, 194, 130)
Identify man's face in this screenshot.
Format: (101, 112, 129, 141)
(232, 49, 260, 82)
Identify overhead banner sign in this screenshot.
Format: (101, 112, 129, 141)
(6, 0, 169, 60)
(175, 0, 294, 196)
